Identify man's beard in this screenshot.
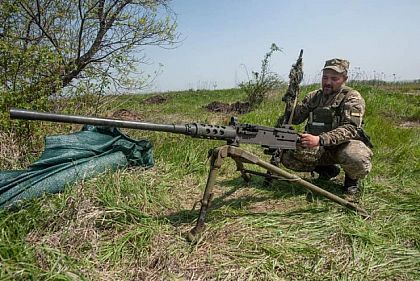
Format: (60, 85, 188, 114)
(323, 86, 334, 94)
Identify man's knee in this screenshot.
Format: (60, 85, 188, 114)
(337, 140, 373, 179)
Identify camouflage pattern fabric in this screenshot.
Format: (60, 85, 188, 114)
(282, 140, 372, 179)
(323, 58, 350, 74)
(281, 85, 373, 180)
(291, 85, 366, 146)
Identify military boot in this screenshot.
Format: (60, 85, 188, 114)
(344, 174, 359, 195)
(313, 165, 340, 180)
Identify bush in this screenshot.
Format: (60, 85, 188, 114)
(239, 43, 284, 109)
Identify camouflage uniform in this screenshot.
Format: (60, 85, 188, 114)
(281, 60, 373, 180)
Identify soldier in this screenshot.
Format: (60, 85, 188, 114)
(280, 58, 373, 195)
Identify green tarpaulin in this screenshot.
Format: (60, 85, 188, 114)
(0, 125, 154, 208)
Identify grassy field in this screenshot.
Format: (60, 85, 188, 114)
(0, 84, 419, 280)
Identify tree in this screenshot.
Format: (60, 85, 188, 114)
(0, 0, 178, 103)
(0, 0, 178, 156)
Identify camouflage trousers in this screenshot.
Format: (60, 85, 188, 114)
(281, 140, 373, 180)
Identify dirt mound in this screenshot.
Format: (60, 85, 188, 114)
(111, 109, 143, 121)
(144, 95, 169, 104)
(399, 117, 420, 128)
(204, 101, 251, 114)
(382, 112, 420, 129)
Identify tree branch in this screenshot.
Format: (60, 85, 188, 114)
(18, 2, 62, 57)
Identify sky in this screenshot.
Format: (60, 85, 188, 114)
(141, 0, 420, 92)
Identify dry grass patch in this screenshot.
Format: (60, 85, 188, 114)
(0, 130, 30, 169)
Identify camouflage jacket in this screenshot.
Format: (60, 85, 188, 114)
(291, 85, 366, 146)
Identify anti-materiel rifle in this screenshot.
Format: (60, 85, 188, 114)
(10, 108, 298, 151)
(10, 108, 369, 239)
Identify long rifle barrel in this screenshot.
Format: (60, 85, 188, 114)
(9, 108, 241, 143)
(10, 108, 191, 134)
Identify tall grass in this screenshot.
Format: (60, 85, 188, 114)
(1, 84, 419, 280)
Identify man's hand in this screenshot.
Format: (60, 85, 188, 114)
(300, 133, 320, 148)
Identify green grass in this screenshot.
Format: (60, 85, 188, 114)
(1, 84, 419, 280)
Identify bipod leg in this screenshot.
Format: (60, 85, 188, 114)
(232, 157, 252, 183)
(226, 146, 370, 218)
(188, 146, 228, 240)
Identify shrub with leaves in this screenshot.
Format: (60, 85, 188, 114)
(239, 43, 284, 109)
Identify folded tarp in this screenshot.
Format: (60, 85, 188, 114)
(0, 125, 154, 208)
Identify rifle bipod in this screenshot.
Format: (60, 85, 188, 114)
(188, 145, 369, 240)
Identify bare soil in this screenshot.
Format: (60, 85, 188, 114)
(382, 112, 420, 128)
(143, 95, 169, 105)
(399, 117, 420, 128)
(111, 109, 144, 121)
(204, 101, 252, 114)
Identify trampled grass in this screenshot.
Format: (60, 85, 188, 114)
(1, 84, 419, 280)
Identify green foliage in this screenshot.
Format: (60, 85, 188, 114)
(0, 16, 62, 149)
(239, 43, 284, 109)
(0, 0, 178, 96)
